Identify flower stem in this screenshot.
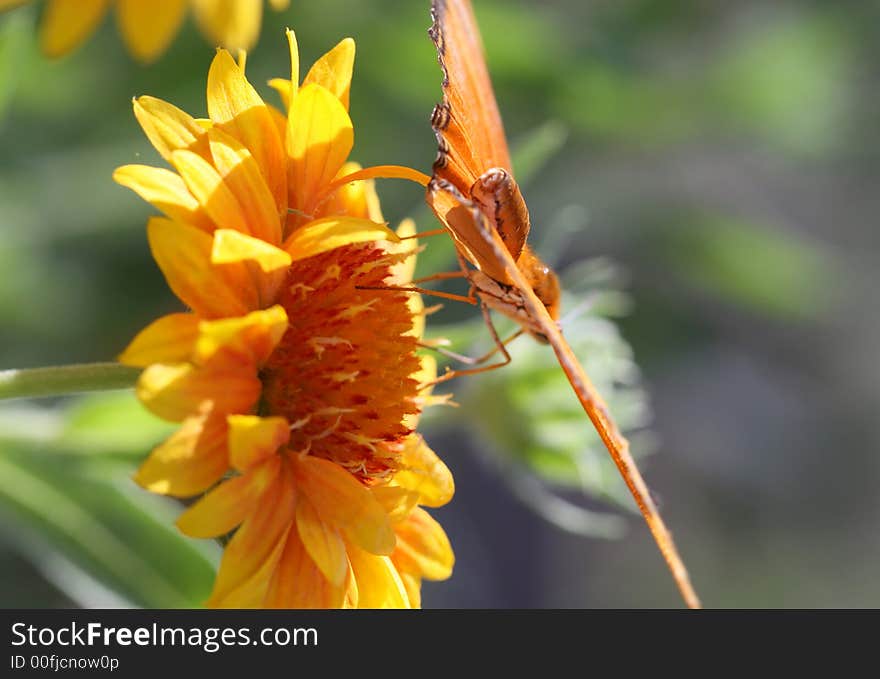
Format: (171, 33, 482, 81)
(0, 363, 142, 401)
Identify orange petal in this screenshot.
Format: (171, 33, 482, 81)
(207, 127, 282, 244)
(177, 456, 281, 538)
(393, 435, 454, 508)
(284, 216, 399, 261)
(206, 462, 296, 606)
(133, 409, 228, 497)
(264, 523, 348, 608)
(295, 495, 348, 588)
(136, 358, 261, 422)
(209, 528, 288, 608)
(347, 545, 410, 609)
(317, 161, 383, 222)
(227, 415, 289, 472)
(194, 305, 288, 366)
(286, 83, 353, 213)
(147, 217, 257, 318)
(320, 164, 431, 201)
(115, 0, 186, 63)
(133, 96, 208, 163)
(118, 313, 199, 367)
(39, 0, 110, 58)
(113, 164, 214, 233)
(303, 38, 355, 110)
(206, 49, 286, 212)
(293, 455, 395, 555)
(391, 507, 454, 581)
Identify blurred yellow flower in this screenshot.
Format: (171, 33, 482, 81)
(0, 0, 291, 62)
(113, 33, 452, 608)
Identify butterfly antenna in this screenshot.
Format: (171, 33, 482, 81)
(485, 229, 702, 609)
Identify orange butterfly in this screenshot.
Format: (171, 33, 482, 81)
(425, 0, 701, 608)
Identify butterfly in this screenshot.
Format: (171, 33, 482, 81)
(424, 0, 701, 608)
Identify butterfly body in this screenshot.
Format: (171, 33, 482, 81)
(426, 0, 560, 341)
(423, 0, 700, 608)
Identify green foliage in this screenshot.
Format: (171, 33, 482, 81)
(0, 394, 215, 607)
(663, 214, 836, 319)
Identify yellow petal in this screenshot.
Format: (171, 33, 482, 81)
(269, 0, 289, 10)
(286, 83, 353, 213)
(211, 229, 291, 272)
(148, 217, 257, 318)
(266, 28, 298, 110)
(371, 485, 420, 524)
(295, 495, 348, 588)
(265, 523, 348, 608)
(115, 0, 187, 63)
(303, 38, 355, 111)
(113, 165, 214, 233)
(118, 313, 199, 367)
(403, 355, 435, 430)
(169, 149, 252, 235)
(284, 216, 399, 261)
(207, 463, 296, 606)
(134, 409, 228, 497)
(191, 0, 262, 51)
(207, 127, 282, 244)
(227, 414, 289, 471)
(133, 96, 208, 163)
(136, 358, 261, 422)
(194, 305, 288, 366)
(347, 546, 410, 609)
(392, 507, 454, 581)
(177, 456, 281, 537)
(39, 0, 110, 58)
(399, 572, 422, 609)
(206, 49, 286, 212)
(393, 435, 454, 508)
(268, 78, 293, 110)
(389, 218, 419, 284)
(293, 455, 395, 555)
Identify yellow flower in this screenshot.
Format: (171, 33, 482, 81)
(0, 0, 290, 63)
(114, 33, 451, 608)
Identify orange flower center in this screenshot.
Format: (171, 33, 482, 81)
(260, 244, 422, 482)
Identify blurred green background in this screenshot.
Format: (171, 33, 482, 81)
(1, 0, 878, 608)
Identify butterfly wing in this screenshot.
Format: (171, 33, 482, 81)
(427, 0, 529, 278)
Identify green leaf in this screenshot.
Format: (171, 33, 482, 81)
(0, 442, 217, 608)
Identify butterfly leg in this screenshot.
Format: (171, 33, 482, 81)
(419, 326, 523, 365)
(354, 284, 477, 305)
(411, 270, 469, 284)
(423, 302, 516, 386)
(398, 227, 449, 240)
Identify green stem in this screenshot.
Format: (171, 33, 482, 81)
(0, 363, 142, 401)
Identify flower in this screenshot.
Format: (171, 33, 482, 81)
(0, 0, 290, 63)
(114, 32, 452, 607)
